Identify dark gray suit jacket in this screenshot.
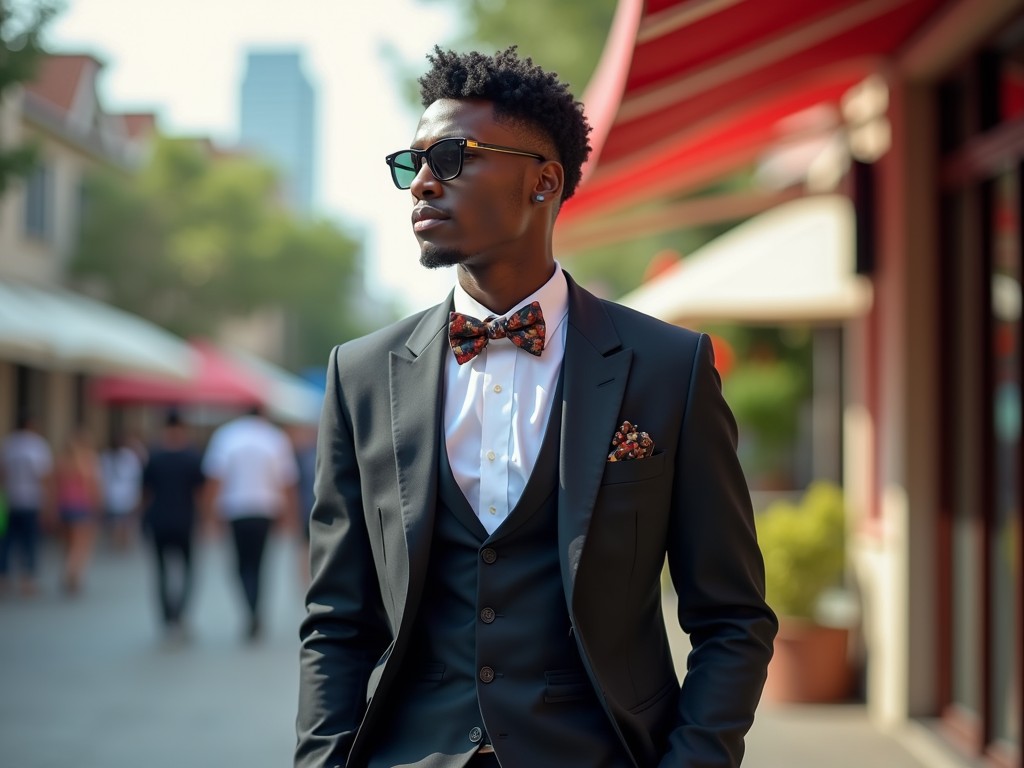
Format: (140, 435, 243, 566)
(296, 273, 777, 767)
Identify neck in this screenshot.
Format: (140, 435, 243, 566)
(457, 258, 556, 315)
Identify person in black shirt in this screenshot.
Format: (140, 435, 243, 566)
(141, 409, 205, 643)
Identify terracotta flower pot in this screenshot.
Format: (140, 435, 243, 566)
(762, 618, 855, 703)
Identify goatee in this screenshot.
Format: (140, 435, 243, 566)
(420, 244, 466, 270)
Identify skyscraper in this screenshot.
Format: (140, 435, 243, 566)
(239, 50, 315, 213)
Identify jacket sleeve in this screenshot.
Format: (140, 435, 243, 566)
(660, 333, 778, 768)
(295, 345, 392, 768)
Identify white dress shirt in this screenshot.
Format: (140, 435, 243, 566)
(444, 264, 569, 535)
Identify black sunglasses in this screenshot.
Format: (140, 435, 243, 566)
(385, 137, 545, 189)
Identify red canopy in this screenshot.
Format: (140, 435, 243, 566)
(91, 339, 264, 405)
(556, 0, 947, 248)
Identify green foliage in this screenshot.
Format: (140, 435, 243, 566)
(567, 219, 737, 299)
(726, 361, 803, 436)
(0, 0, 55, 94)
(72, 136, 370, 369)
(0, 0, 58, 195)
(755, 481, 846, 620)
(411, 0, 617, 105)
(714, 326, 812, 482)
(567, 172, 762, 302)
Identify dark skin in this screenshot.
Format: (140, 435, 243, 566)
(408, 98, 565, 314)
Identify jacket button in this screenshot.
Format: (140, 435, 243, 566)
(480, 607, 495, 623)
(481, 548, 497, 564)
(469, 726, 483, 743)
(479, 666, 495, 683)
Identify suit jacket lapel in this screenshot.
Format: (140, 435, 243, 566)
(388, 292, 452, 624)
(558, 275, 632, 606)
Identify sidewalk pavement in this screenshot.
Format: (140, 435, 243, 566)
(1, 533, 941, 768)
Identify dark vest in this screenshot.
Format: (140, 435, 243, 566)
(365, 387, 632, 768)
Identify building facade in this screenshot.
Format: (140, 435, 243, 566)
(0, 55, 191, 446)
(853, 8, 1023, 764)
(558, 1, 1023, 765)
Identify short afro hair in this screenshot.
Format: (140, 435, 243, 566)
(418, 45, 592, 202)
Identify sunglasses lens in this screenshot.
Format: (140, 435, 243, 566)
(389, 151, 419, 189)
(427, 139, 463, 181)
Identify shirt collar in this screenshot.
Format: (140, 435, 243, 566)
(452, 261, 568, 325)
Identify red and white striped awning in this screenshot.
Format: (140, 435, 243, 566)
(556, 0, 951, 250)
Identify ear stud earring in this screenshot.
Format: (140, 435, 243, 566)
(535, 194, 545, 202)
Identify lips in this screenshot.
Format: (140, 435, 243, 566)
(412, 205, 450, 233)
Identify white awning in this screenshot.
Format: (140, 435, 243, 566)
(619, 195, 873, 325)
(0, 280, 194, 378)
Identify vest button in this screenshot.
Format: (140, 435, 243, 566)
(469, 726, 483, 743)
(480, 607, 496, 623)
(481, 548, 498, 564)
(479, 666, 495, 683)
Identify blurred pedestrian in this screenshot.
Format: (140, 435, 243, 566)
(54, 426, 102, 596)
(141, 410, 205, 643)
(202, 404, 298, 642)
(0, 412, 53, 597)
(100, 430, 143, 551)
(288, 423, 317, 588)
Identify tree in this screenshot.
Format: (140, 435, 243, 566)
(0, 0, 56, 196)
(72, 136, 371, 369)
(419, 0, 618, 96)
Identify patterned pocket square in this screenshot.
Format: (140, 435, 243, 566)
(607, 420, 655, 462)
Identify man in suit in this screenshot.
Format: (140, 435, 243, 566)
(296, 46, 777, 768)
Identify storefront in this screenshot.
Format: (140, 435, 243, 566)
(935, 27, 1023, 766)
(561, 1, 1023, 766)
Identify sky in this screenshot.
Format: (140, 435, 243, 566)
(45, 0, 463, 314)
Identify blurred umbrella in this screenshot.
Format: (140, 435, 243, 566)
(92, 339, 324, 424)
(218, 345, 325, 425)
(92, 339, 263, 406)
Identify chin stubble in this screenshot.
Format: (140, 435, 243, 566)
(420, 244, 466, 270)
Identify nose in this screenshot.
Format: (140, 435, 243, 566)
(410, 161, 441, 200)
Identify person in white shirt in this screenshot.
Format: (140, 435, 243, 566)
(0, 413, 53, 597)
(202, 404, 298, 641)
(100, 432, 143, 551)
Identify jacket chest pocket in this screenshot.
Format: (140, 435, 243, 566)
(582, 452, 672, 599)
(600, 450, 666, 486)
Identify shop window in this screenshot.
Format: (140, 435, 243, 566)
(989, 168, 1021, 756)
(23, 163, 51, 241)
(939, 23, 1024, 766)
(998, 17, 1024, 123)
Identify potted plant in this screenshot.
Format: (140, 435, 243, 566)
(755, 481, 856, 703)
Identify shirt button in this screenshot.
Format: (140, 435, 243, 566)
(469, 726, 483, 743)
(481, 548, 497, 564)
(479, 666, 495, 683)
(486, 450, 496, 461)
(480, 607, 496, 623)
(493, 384, 502, 393)
(488, 505, 497, 515)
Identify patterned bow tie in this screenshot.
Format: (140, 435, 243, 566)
(448, 301, 546, 365)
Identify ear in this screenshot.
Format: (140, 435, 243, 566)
(532, 160, 563, 202)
